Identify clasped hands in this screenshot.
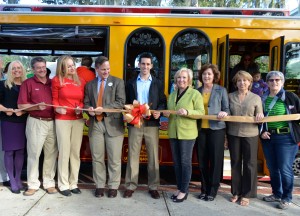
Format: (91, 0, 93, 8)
(163, 108, 188, 118)
(87, 107, 103, 116)
(55, 105, 82, 115)
(3, 108, 25, 116)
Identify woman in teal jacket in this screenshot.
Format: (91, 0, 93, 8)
(164, 68, 204, 203)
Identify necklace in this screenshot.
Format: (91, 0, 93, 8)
(203, 84, 213, 93)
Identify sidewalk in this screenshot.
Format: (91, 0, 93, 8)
(1, 182, 299, 216)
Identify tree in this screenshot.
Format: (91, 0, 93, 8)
(4, 0, 287, 8)
(5, 0, 20, 3)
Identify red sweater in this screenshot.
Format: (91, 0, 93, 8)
(77, 66, 96, 83)
(52, 76, 86, 120)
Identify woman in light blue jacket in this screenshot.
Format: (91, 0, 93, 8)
(196, 64, 229, 201)
(164, 68, 204, 203)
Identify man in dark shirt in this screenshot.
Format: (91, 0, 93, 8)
(123, 53, 166, 199)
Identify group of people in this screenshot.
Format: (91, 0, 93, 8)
(0, 56, 88, 197)
(230, 52, 268, 97)
(0, 53, 166, 201)
(163, 60, 299, 210)
(0, 52, 299, 211)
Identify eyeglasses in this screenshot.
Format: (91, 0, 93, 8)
(268, 79, 281, 82)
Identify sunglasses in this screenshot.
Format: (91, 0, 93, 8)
(268, 79, 281, 82)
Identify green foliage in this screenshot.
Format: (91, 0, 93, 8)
(0, 55, 55, 75)
(229, 55, 241, 68)
(254, 56, 269, 73)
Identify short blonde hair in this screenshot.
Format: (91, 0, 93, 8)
(56, 55, 81, 86)
(232, 70, 253, 90)
(5, 60, 26, 89)
(173, 68, 193, 90)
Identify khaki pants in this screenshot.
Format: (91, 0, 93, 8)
(125, 126, 160, 190)
(56, 119, 84, 191)
(26, 116, 58, 190)
(89, 121, 123, 189)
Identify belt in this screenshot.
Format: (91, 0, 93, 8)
(30, 116, 53, 122)
(268, 127, 290, 134)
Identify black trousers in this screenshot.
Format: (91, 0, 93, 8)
(196, 128, 225, 197)
(227, 135, 258, 198)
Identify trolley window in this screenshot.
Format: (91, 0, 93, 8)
(124, 27, 165, 83)
(170, 29, 211, 92)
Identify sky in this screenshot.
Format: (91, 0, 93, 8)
(287, 0, 299, 10)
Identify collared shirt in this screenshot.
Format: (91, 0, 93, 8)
(97, 77, 107, 93)
(18, 75, 54, 119)
(136, 74, 152, 104)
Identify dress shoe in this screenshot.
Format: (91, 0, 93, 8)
(46, 187, 58, 194)
(108, 189, 117, 198)
(198, 193, 206, 200)
(95, 188, 105, 198)
(2, 181, 10, 187)
(170, 194, 177, 199)
(23, 189, 37, 196)
(71, 188, 81, 194)
(149, 190, 160, 199)
(60, 189, 72, 197)
(205, 195, 215, 201)
(173, 193, 188, 203)
(170, 190, 180, 199)
(11, 188, 21, 194)
(123, 189, 134, 198)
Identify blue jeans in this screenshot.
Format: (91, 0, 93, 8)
(261, 134, 298, 202)
(169, 138, 195, 193)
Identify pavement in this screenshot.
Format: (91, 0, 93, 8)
(1, 177, 300, 216)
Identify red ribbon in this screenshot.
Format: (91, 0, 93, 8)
(130, 104, 148, 125)
(123, 100, 151, 128)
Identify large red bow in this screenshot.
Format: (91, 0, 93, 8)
(123, 100, 151, 128)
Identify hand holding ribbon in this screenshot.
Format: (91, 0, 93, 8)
(55, 106, 67, 115)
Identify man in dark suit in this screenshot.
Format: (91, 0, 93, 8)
(123, 53, 166, 199)
(84, 56, 125, 198)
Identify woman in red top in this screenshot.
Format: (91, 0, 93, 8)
(52, 55, 85, 197)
